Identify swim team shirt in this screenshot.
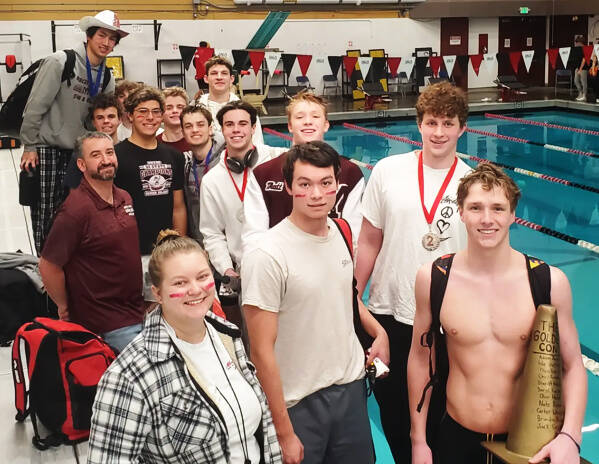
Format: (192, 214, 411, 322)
(361, 150, 470, 325)
(115, 139, 185, 254)
(241, 217, 364, 407)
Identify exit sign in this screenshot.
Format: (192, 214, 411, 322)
(520, 6, 530, 14)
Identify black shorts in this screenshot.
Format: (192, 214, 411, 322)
(435, 412, 507, 464)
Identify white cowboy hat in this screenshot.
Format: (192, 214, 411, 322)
(79, 10, 129, 38)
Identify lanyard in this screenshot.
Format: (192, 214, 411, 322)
(85, 55, 105, 97)
(191, 146, 214, 191)
(224, 151, 249, 202)
(418, 150, 458, 225)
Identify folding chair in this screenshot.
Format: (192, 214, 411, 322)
(322, 74, 340, 96)
(555, 69, 572, 96)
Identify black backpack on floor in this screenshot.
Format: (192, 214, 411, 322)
(0, 49, 110, 137)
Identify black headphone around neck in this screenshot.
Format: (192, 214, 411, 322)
(226, 148, 258, 174)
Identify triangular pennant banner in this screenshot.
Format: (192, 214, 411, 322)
(583, 45, 594, 65)
(296, 54, 312, 76)
(328, 56, 342, 76)
(214, 49, 233, 65)
(265, 52, 281, 77)
(559, 47, 571, 69)
(443, 55, 456, 77)
(595, 44, 599, 62)
(179, 46, 196, 71)
(547, 48, 559, 69)
(470, 54, 483, 76)
(232, 49, 250, 72)
(483, 52, 496, 70)
(248, 51, 265, 76)
(429, 56, 443, 77)
(456, 55, 469, 75)
(358, 56, 373, 80)
(343, 56, 358, 77)
(509, 51, 521, 74)
(521, 50, 534, 73)
(281, 53, 297, 76)
(398, 56, 415, 78)
(387, 57, 401, 77)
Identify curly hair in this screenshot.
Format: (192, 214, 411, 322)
(123, 85, 164, 114)
(415, 82, 468, 127)
(457, 162, 521, 212)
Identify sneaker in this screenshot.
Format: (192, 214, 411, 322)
(576, 95, 585, 101)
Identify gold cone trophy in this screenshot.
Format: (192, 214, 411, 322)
(482, 305, 590, 463)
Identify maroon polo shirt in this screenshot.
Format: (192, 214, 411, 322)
(157, 132, 191, 153)
(42, 178, 144, 334)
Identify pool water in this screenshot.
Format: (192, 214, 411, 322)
(265, 109, 599, 463)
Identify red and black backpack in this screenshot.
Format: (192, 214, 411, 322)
(12, 317, 116, 450)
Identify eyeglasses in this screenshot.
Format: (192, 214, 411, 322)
(134, 108, 163, 118)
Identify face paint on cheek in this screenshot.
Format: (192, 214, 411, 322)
(169, 292, 186, 298)
(294, 194, 307, 198)
(325, 190, 337, 196)
(202, 281, 215, 292)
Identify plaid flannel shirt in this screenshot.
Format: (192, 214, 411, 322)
(87, 307, 282, 464)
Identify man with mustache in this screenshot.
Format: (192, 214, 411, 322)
(39, 132, 145, 353)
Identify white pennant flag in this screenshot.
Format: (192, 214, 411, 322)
(595, 44, 599, 61)
(559, 47, 571, 68)
(214, 49, 233, 64)
(483, 53, 496, 75)
(521, 50, 535, 73)
(358, 57, 373, 80)
(265, 52, 281, 78)
(398, 56, 415, 78)
(443, 55, 456, 77)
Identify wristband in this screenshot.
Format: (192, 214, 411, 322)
(558, 431, 581, 454)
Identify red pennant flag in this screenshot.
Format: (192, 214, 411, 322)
(509, 51, 521, 74)
(387, 57, 401, 77)
(248, 51, 265, 76)
(296, 54, 312, 76)
(429, 56, 443, 77)
(469, 54, 483, 76)
(583, 45, 594, 65)
(343, 56, 358, 77)
(547, 48, 559, 69)
(194, 47, 214, 79)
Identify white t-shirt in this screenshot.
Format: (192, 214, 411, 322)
(361, 150, 471, 325)
(197, 92, 264, 151)
(163, 320, 262, 464)
(116, 123, 131, 142)
(241, 218, 365, 407)
(199, 144, 281, 274)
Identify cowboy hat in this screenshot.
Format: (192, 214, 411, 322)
(79, 10, 129, 38)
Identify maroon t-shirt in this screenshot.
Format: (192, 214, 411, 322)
(253, 153, 364, 228)
(157, 133, 192, 153)
(42, 178, 144, 335)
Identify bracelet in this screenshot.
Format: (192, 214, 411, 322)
(558, 431, 581, 454)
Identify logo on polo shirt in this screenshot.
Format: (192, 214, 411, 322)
(265, 180, 284, 192)
(124, 204, 135, 216)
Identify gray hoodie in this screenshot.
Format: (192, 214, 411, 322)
(20, 42, 115, 152)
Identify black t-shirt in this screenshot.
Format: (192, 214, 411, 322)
(115, 139, 185, 254)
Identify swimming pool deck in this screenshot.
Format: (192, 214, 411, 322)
(260, 86, 599, 125)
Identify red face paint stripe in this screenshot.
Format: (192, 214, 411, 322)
(325, 190, 336, 195)
(169, 292, 186, 298)
(294, 194, 306, 198)
(203, 281, 215, 291)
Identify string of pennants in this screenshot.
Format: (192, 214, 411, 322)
(180, 44, 599, 79)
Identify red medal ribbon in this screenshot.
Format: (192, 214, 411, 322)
(418, 150, 458, 225)
(225, 151, 249, 202)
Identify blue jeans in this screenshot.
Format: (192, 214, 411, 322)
(102, 323, 142, 354)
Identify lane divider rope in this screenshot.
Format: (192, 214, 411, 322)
(485, 112, 599, 137)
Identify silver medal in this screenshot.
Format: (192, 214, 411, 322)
(422, 232, 441, 251)
(236, 207, 245, 223)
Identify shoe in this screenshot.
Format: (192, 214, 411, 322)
(576, 95, 585, 101)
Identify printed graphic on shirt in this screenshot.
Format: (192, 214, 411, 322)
(437, 196, 457, 241)
(265, 180, 284, 192)
(139, 160, 173, 197)
(124, 204, 135, 216)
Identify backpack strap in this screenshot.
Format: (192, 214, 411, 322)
(332, 218, 373, 350)
(102, 66, 112, 91)
(61, 49, 76, 87)
(525, 255, 551, 308)
(417, 253, 455, 412)
(333, 217, 353, 258)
